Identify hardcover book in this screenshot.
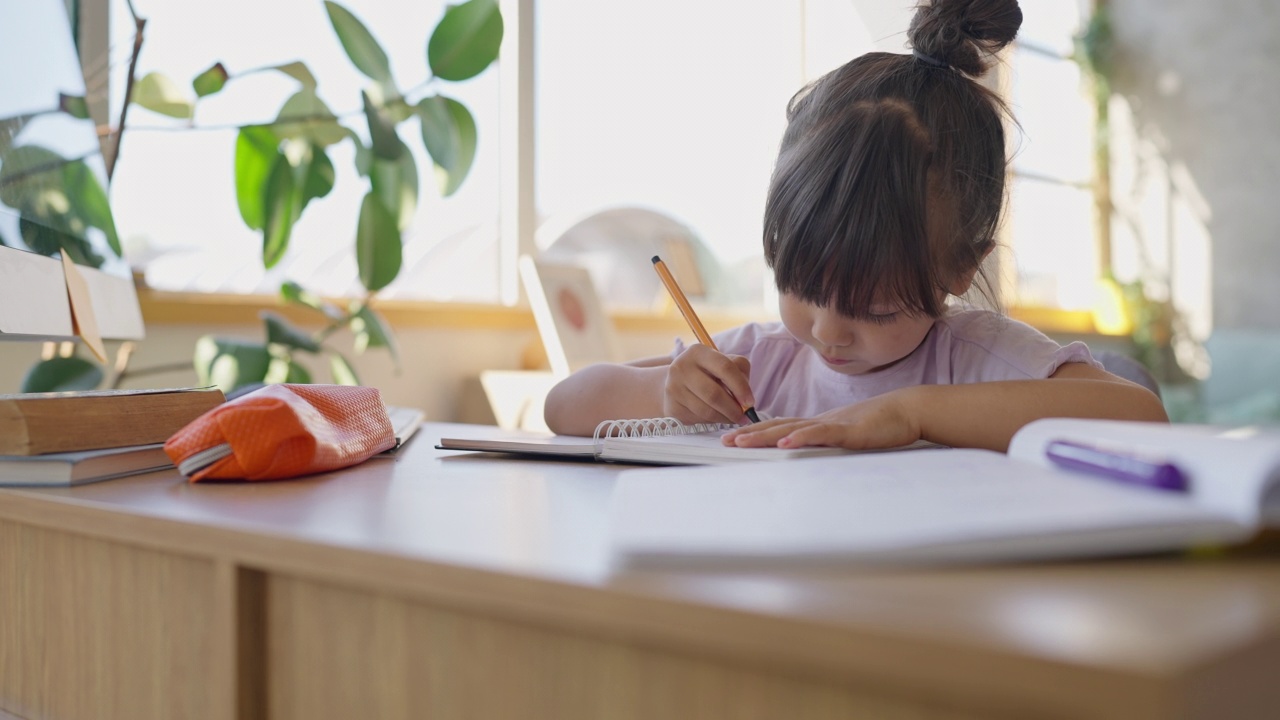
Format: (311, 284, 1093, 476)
(0, 386, 225, 456)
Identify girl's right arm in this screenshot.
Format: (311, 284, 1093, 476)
(543, 347, 755, 436)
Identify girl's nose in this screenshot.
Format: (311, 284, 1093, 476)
(811, 312, 853, 347)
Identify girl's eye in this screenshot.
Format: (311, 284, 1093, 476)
(867, 312, 898, 325)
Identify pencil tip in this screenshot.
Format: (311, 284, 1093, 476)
(745, 407, 761, 424)
(651, 255, 661, 264)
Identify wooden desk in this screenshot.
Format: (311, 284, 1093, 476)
(1, 422, 1278, 720)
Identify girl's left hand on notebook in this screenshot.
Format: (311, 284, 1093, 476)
(722, 391, 921, 451)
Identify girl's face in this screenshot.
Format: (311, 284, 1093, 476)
(778, 293, 939, 375)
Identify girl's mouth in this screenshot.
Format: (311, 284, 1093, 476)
(822, 354, 851, 366)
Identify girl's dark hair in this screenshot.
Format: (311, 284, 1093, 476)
(763, 0, 1022, 319)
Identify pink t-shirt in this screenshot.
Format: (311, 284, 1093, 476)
(672, 307, 1101, 420)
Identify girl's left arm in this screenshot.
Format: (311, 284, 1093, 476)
(724, 362, 1168, 453)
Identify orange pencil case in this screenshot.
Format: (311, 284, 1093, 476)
(164, 384, 396, 482)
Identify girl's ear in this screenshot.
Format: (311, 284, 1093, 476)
(947, 267, 980, 296)
(952, 267, 977, 295)
(946, 246, 995, 296)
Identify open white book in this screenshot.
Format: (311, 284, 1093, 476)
(439, 417, 936, 465)
(610, 418, 1280, 566)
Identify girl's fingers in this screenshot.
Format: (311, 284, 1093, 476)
(669, 347, 755, 425)
(692, 349, 755, 412)
(775, 423, 858, 448)
(689, 376, 750, 424)
(669, 397, 718, 425)
(724, 419, 808, 447)
(682, 368, 749, 424)
(721, 355, 756, 409)
(728, 420, 867, 449)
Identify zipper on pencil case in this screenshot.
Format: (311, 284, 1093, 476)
(177, 443, 233, 477)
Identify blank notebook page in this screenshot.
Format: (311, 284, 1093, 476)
(611, 448, 1249, 565)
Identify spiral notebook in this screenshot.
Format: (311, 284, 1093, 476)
(438, 417, 932, 466)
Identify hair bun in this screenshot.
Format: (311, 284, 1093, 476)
(907, 0, 1023, 76)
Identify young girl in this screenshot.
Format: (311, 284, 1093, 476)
(543, 0, 1167, 452)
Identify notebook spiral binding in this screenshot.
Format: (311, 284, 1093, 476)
(592, 417, 737, 444)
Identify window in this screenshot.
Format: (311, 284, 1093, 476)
(108, 0, 500, 301)
(106, 0, 1108, 318)
(1004, 1, 1100, 310)
(104, 0, 884, 310)
(536, 1, 885, 312)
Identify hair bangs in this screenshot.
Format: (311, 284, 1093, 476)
(765, 96, 951, 320)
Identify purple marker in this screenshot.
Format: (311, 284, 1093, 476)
(1045, 440, 1188, 493)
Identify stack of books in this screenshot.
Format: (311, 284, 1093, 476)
(0, 387, 225, 486)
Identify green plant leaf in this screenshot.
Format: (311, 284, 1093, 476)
(234, 125, 279, 230)
(300, 145, 335, 206)
(62, 160, 121, 256)
(0, 113, 36, 156)
(58, 93, 90, 119)
(263, 355, 292, 384)
(416, 96, 476, 196)
(286, 360, 313, 384)
(348, 129, 373, 176)
(356, 191, 402, 292)
(329, 352, 360, 386)
(21, 355, 103, 392)
(18, 217, 67, 258)
(261, 153, 298, 268)
(350, 303, 399, 366)
(427, 0, 503, 82)
(194, 336, 273, 391)
(267, 357, 314, 384)
(262, 311, 322, 352)
(131, 72, 194, 119)
(395, 148, 419, 229)
(281, 280, 345, 320)
(0, 144, 62, 209)
(386, 97, 415, 123)
(272, 61, 318, 90)
(369, 148, 417, 231)
(275, 89, 347, 147)
(192, 62, 229, 98)
(362, 90, 404, 161)
(324, 1, 394, 85)
(0, 145, 108, 267)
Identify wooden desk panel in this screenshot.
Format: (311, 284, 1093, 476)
(265, 573, 992, 720)
(0, 521, 222, 720)
(1, 422, 1278, 720)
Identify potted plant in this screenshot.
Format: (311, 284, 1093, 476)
(12, 0, 502, 393)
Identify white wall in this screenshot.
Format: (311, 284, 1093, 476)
(1110, 0, 1280, 332)
(1107, 0, 1280, 417)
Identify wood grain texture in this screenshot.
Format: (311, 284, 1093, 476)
(208, 562, 268, 720)
(266, 574, 993, 720)
(0, 520, 218, 720)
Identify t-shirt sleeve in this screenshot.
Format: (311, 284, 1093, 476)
(669, 323, 769, 360)
(944, 311, 1103, 383)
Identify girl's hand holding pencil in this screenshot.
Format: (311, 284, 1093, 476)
(652, 255, 762, 426)
(664, 344, 758, 426)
